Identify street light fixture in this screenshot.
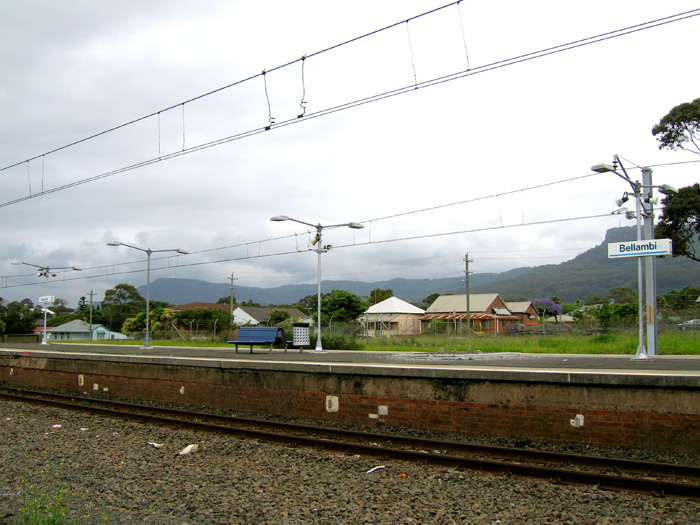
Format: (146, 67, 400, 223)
(107, 241, 188, 349)
(592, 155, 677, 358)
(11, 261, 81, 344)
(270, 215, 364, 352)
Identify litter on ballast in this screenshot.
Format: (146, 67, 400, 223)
(148, 442, 164, 449)
(398, 473, 407, 478)
(366, 465, 386, 474)
(51, 424, 61, 429)
(177, 444, 199, 456)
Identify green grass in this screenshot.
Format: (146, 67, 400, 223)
(67, 331, 700, 355)
(360, 331, 700, 355)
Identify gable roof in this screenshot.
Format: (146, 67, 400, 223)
(366, 297, 424, 314)
(48, 320, 106, 333)
(426, 293, 502, 314)
(505, 301, 535, 314)
(236, 305, 308, 322)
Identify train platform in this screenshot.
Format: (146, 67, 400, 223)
(3, 341, 700, 453)
(1, 341, 700, 377)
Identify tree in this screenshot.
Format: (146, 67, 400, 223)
(240, 299, 261, 307)
(174, 307, 232, 333)
(217, 295, 236, 305)
(320, 290, 368, 323)
(267, 308, 291, 325)
(590, 303, 638, 333)
(50, 297, 73, 314)
(3, 301, 35, 334)
(607, 287, 638, 305)
(655, 183, 700, 263)
(77, 296, 90, 313)
(664, 286, 700, 311)
(101, 284, 145, 331)
(652, 97, 700, 155)
(368, 288, 393, 306)
(123, 306, 174, 334)
(45, 312, 78, 327)
(532, 298, 563, 321)
(422, 292, 441, 309)
(296, 294, 318, 314)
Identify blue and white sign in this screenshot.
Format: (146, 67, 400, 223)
(608, 239, 672, 259)
(38, 295, 54, 305)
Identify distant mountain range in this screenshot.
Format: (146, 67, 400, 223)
(140, 227, 700, 306)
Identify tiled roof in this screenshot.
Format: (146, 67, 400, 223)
(426, 294, 501, 314)
(237, 305, 308, 322)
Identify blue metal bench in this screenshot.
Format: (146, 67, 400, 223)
(227, 326, 291, 353)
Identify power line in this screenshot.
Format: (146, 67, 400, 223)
(2, 209, 617, 293)
(2, 7, 698, 208)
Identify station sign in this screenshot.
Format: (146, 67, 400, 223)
(38, 295, 54, 305)
(608, 239, 672, 259)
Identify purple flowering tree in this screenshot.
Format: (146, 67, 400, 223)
(532, 298, 563, 322)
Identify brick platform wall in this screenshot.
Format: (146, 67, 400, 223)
(2, 355, 700, 454)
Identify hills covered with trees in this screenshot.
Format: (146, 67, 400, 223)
(140, 227, 699, 306)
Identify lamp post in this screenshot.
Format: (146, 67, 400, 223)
(12, 261, 81, 344)
(107, 242, 188, 349)
(270, 215, 364, 352)
(591, 155, 677, 358)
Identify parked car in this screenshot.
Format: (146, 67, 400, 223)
(678, 319, 700, 331)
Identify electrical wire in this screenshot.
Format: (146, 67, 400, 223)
(2, 209, 617, 292)
(1, 7, 698, 208)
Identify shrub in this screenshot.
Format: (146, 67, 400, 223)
(592, 333, 616, 344)
(309, 333, 364, 350)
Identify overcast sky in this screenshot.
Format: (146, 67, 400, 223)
(2, 1, 699, 307)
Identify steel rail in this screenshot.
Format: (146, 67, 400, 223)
(3, 388, 700, 499)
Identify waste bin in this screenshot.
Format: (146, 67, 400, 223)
(292, 323, 310, 351)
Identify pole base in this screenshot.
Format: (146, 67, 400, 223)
(631, 344, 649, 361)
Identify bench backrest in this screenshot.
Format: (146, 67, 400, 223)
(236, 326, 287, 343)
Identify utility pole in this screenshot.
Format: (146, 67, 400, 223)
(229, 272, 238, 324)
(641, 167, 658, 356)
(464, 253, 472, 334)
(89, 290, 94, 340)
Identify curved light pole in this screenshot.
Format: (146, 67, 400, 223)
(12, 261, 81, 344)
(591, 155, 677, 359)
(107, 242, 188, 349)
(271, 215, 364, 352)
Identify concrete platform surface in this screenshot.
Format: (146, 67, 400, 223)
(2, 342, 700, 374)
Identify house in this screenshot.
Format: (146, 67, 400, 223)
(423, 293, 520, 335)
(505, 301, 540, 325)
(47, 320, 127, 341)
(362, 296, 425, 337)
(233, 305, 310, 326)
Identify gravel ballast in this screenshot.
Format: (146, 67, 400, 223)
(2, 399, 699, 524)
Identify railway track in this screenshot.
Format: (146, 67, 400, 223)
(3, 386, 700, 499)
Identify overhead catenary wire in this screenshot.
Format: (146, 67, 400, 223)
(2, 152, 696, 293)
(1, 6, 699, 208)
(3, 208, 616, 292)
